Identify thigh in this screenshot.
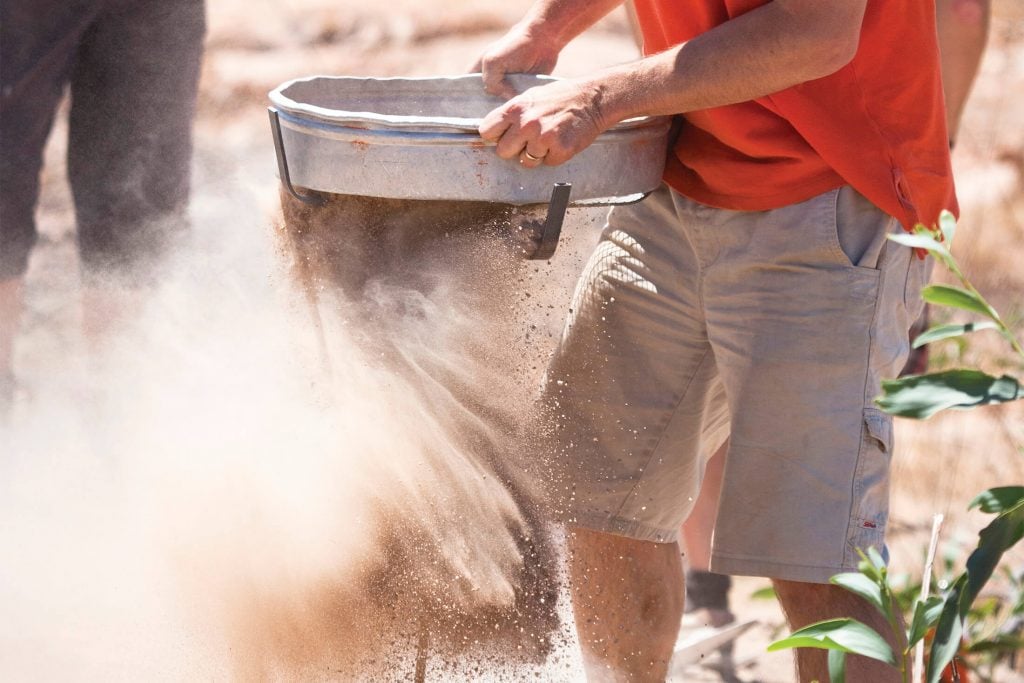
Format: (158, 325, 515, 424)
(68, 0, 206, 275)
(706, 186, 917, 583)
(542, 187, 722, 543)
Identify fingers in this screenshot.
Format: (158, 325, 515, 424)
(480, 80, 600, 169)
(480, 102, 546, 165)
(479, 105, 513, 145)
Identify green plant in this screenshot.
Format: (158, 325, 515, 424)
(768, 213, 1024, 682)
(876, 211, 1023, 419)
(887, 544, 1023, 682)
(959, 564, 1024, 682)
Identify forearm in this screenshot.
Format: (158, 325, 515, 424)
(517, 0, 625, 51)
(592, 0, 866, 124)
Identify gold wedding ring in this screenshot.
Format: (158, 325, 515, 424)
(522, 150, 545, 162)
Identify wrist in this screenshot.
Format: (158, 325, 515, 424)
(521, 0, 622, 53)
(516, 14, 571, 54)
(585, 66, 644, 127)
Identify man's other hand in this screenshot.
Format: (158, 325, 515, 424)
(469, 24, 560, 99)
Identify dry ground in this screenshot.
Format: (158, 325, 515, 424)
(14, 1, 1024, 681)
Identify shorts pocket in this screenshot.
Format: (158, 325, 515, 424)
(904, 252, 933, 321)
(845, 408, 893, 564)
(824, 186, 894, 271)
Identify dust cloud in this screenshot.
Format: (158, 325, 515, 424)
(0, 180, 595, 680)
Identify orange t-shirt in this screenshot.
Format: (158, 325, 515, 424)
(632, 0, 958, 230)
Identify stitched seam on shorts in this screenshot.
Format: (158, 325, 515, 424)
(713, 549, 851, 572)
(841, 253, 887, 568)
(569, 513, 679, 544)
(712, 555, 851, 583)
(609, 346, 714, 523)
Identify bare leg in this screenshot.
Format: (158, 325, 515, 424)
(0, 277, 23, 376)
(774, 578, 909, 682)
(680, 440, 728, 572)
(936, 0, 991, 143)
(568, 528, 684, 682)
(0, 277, 23, 415)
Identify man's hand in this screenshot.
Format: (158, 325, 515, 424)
(469, 24, 561, 99)
(479, 78, 610, 168)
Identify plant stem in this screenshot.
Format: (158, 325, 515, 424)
(953, 267, 1024, 360)
(916, 514, 945, 680)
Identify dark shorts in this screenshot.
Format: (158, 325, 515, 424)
(0, 0, 205, 280)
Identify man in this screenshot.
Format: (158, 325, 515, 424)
(0, 0, 205, 417)
(474, 1, 956, 681)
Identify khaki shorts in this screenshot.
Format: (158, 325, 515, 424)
(542, 185, 930, 583)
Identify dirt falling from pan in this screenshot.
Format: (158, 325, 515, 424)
(0, 189, 581, 681)
(209, 190, 571, 679)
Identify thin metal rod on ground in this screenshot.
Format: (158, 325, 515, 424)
(414, 628, 428, 683)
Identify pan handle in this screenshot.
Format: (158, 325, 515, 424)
(269, 108, 326, 206)
(525, 186, 653, 260)
(528, 182, 572, 261)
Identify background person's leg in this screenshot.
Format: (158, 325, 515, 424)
(680, 442, 734, 627)
(0, 279, 25, 415)
(68, 0, 205, 337)
(568, 528, 684, 683)
(0, 2, 99, 407)
(680, 441, 726, 573)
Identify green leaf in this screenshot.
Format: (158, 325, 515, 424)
(968, 486, 1024, 513)
(965, 634, 1024, 654)
(927, 575, 967, 683)
(831, 572, 886, 617)
(888, 232, 951, 258)
(928, 502, 1024, 683)
(963, 500, 1024, 612)
(767, 618, 897, 666)
(938, 210, 957, 243)
(912, 321, 999, 348)
(750, 586, 777, 601)
(876, 370, 1023, 419)
(921, 284, 998, 320)
(854, 547, 887, 582)
(865, 547, 886, 572)
(907, 596, 944, 647)
(828, 648, 847, 683)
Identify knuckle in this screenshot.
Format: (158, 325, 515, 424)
(496, 140, 518, 159)
(544, 150, 568, 166)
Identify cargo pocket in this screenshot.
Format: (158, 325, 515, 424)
(845, 408, 893, 565)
